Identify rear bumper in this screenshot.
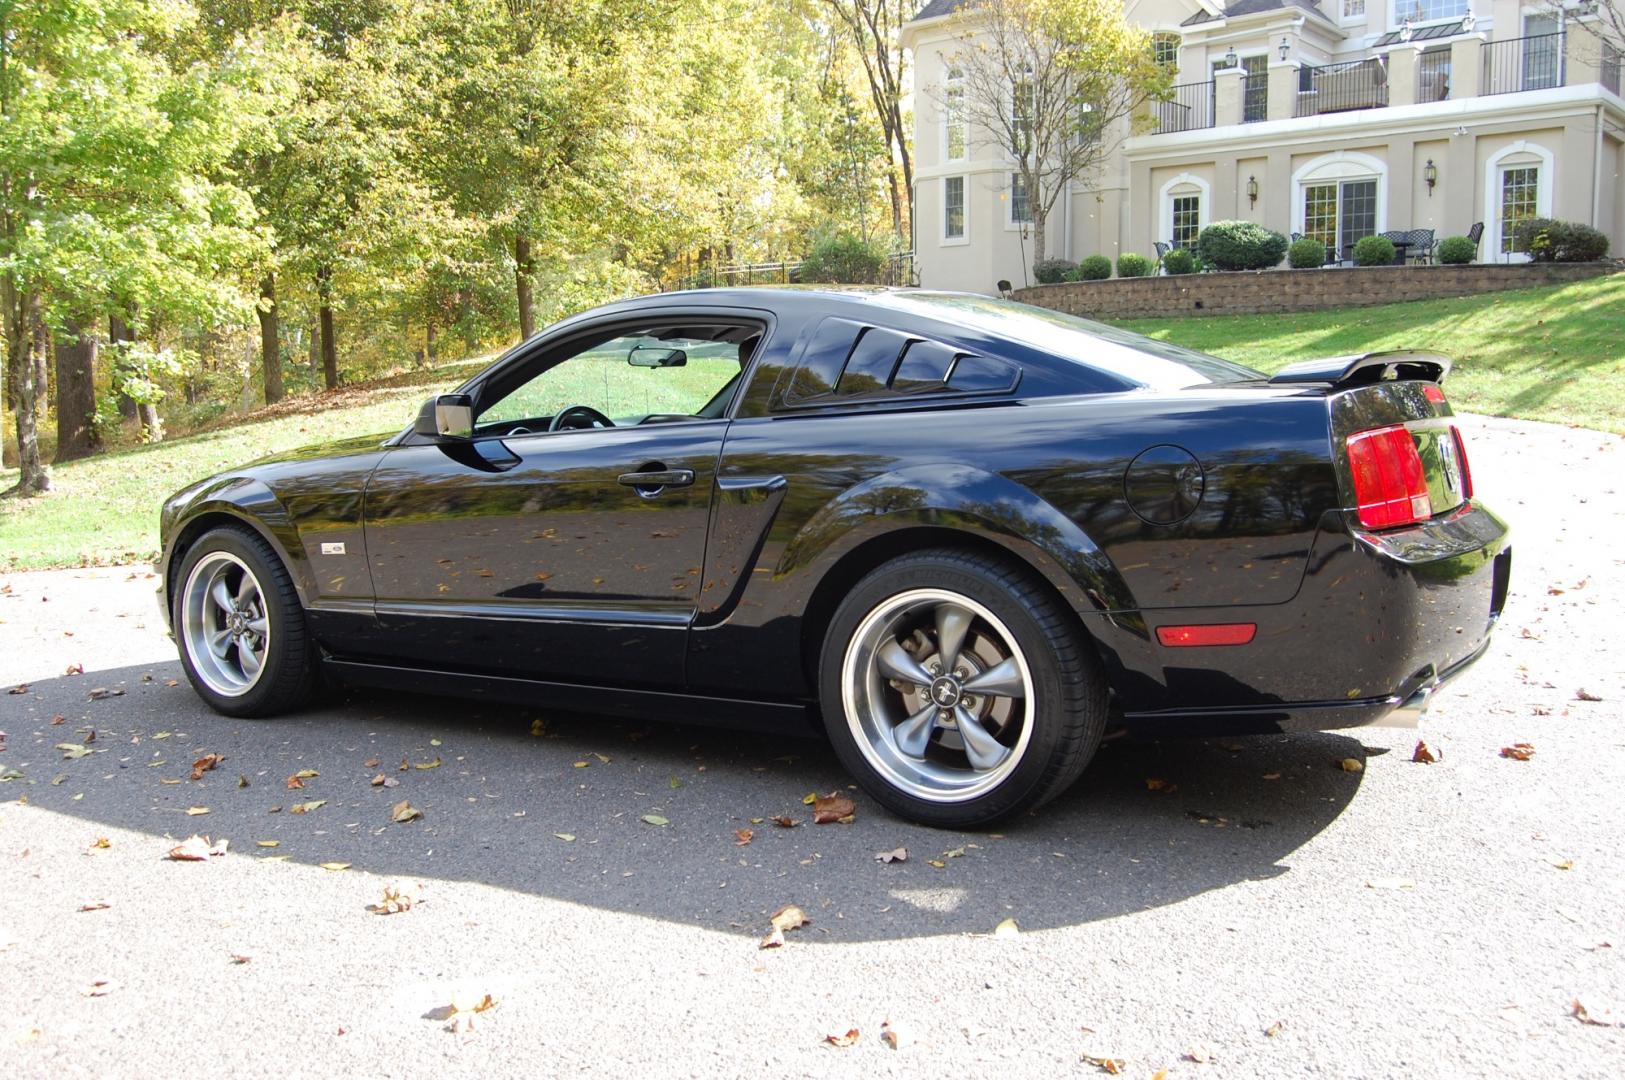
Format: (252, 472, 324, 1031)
(1115, 501, 1510, 735)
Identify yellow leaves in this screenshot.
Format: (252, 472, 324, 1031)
(413, 757, 442, 770)
(255, 840, 279, 848)
(553, 833, 575, 842)
(370, 773, 399, 788)
(89, 837, 111, 850)
(1501, 742, 1536, 761)
(391, 799, 422, 823)
(1339, 758, 1364, 773)
(993, 917, 1020, 938)
(185, 806, 210, 816)
(56, 743, 92, 759)
(573, 761, 590, 769)
(1365, 877, 1415, 890)
(529, 718, 547, 737)
(369, 881, 423, 915)
(190, 753, 225, 780)
(289, 800, 326, 814)
(1082, 1054, 1126, 1074)
(641, 814, 670, 826)
(734, 828, 754, 846)
(320, 862, 351, 872)
(801, 792, 816, 805)
(822, 1028, 860, 1048)
(760, 904, 810, 950)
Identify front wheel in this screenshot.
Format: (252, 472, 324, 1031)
(173, 525, 319, 717)
(818, 549, 1107, 828)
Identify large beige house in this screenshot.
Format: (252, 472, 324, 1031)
(902, 0, 1625, 292)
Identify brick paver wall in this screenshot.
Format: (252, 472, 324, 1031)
(1013, 263, 1618, 319)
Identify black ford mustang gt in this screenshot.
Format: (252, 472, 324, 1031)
(158, 288, 1510, 827)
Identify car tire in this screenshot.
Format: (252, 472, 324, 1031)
(172, 525, 319, 717)
(818, 548, 1107, 828)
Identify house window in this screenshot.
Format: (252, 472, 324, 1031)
(1303, 179, 1378, 259)
(1171, 195, 1201, 248)
(1242, 55, 1268, 122)
(944, 67, 967, 161)
(1392, 0, 1467, 23)
(1010, 74, 1035, 156)
(1343, 0, 1365, 17)
(944, 176, 966, 240)
(1009, 173, 1033, 224)
(1499, 166, 1539, 254)
(1152, 33, 1180, 69)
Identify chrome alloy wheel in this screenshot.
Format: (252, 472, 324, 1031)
(180, 551, 271, 697)
(841, 588, 1035, 803)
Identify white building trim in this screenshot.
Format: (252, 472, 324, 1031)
(1158, 172, 1211, 247)
(1483, 139, 1555, 262)
(1291, 150, 1389, 243)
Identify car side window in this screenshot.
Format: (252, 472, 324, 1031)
(478, 334, 742, 431)
(778, 317, 1019, 409)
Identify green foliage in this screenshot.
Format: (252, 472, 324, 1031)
(1353, 235, 1396, 267)
(1288, 238, 1328, 269)
(799, 232, 888, 284)
(1079, 255, 1112, 280)
(1436, 236, 1478, 264)
(1033, 258, 1078, 285)
(1162, 247, 1197, 275)
(1195, 221, 1289, 271)
(1116, 253, 1153, 278)
(1513, 218, 1611, 262)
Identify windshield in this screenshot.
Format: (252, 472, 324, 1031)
(871, 291, 1262, 390)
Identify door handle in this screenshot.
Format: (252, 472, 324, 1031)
(617, 468, 694, 489)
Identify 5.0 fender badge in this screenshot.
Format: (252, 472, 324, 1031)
(320, 542, 346, 556)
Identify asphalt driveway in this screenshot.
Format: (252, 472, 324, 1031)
(1, 414, 1621, 1078)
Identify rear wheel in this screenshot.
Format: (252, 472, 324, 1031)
(819, 549, 1107, 828)
(174, 526, 318, 717)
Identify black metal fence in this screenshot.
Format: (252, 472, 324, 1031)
(1416, 49, 1452, 103)
(1152, 81, 1214, 134)
(676, 251, 916, 290)
(1481, 33, 1565, 96)
(1295, 58, 1389, 117)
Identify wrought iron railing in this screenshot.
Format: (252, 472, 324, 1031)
(1152, 81, 1214, 134)
(1602, 43, 1621, 96)
(1416, 49, 1452, 104)
(1295, 57, 1390, 117)
(676, 251, 916, 290)
(1481, 33, 1565, 96)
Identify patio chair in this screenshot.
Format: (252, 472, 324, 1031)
(1407, 228, 1437, 264)
(1466, 221, 1484, 258)
(996, 279, 1014, 298)
(1153, 240, 1171, 274)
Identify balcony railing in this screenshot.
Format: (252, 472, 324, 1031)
(1295, 58, 1389, 117)
(1153, 81, 1214, 134)
(1416, 50, 1451, 104)
(1481, 33, 1565, 96)
(1602, 43, 1621, 96)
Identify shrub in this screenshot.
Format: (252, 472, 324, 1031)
(1436, 235, 1477, 264)
(1288, 237, 1327, 269)
(1195, 220, 1289, 271)
(1060, 267, 1082, 283)
(798, 231, 888, 284)
(1353, 235, 1396, 267)
(1512, 218, 1611, 262)
(1033, 258, 1078, 285)
(1162, 247, 1197, 275)
(1079, 255, 1112, 280)
(1116, 253, 1154, 278)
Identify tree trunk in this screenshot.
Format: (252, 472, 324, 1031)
(514, 235, 535, 341)
(1029, 199, 1048, 271)
(425, 322, 437, 365)
(53, 316, 100, 463)
(259, 274, 282, 405)
(109, 314, 138, 420)
(2, 281, 50, 494)
(886, 168, 903, 239)
(316, 265, 338, 390)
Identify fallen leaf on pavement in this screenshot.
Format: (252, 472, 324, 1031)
(770, 815, 797, 828)
(771, 904, 809, 933)
(370, 773, 399, 788)
(1575, 689, 1603, 702)
(641, 814, 669, 826)
(812, 792, 856, 824)
(369, 881, 423, 915)
(1366, 877, 1415, 890)
(78, 902, 111, 912)
(190, 754, 225, 780)
(1082, 1054, 1125, 1073)
(230, 955, 251, 965)
(880, 1018, 909, 1050)
(822, 1028, 860, 1048)
(90, 837, 110, 850)
(185, 807, 210, 816)
(56, 743, 92, 760)
(363, 758, 380, 768)
(1339, 758, 1364, 773)
(83, 980, 118, 997)
(86, 687, 125, 700)
(1264, 1020, 1284, 1037)
(1573, 997, 1621, 1027)
(6, 685, 26, 695)
(1500, 743, 1536, 761)
(1261, 772, 1282, 781)
(50, 714, 66, 725)
(1412, 740, 1439, 764)
(167, 835, 227, 861)
(413, 757, 441, 770)
(801, 792, 817, 805)
(529, 718, 547, 737)
(593, 753, 610, 764)
(553, 833, 575, 842)
(993, 917, 1020, 938)
(285, 775, 305, 789)
(1144, 777, 1177, 793)
(255, 840, 279, 848)
(65, 663, 84, 675)
(237, 775, 249, 788)
(391, 799, 422, 823)
(573, 761, 589, 769)
(1185, 1044, 1215, 1063)
(289, 800, 325, 814)
(927, 859, 946, 868)
(874, 846, 907, 864)
(734, 828, 754, 846)
(320, 862, 350, 872)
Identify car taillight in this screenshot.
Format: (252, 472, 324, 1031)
(1422, 384, 1447, 406)
(1450, 424, 1473, 498)
(1346, 424, 1431, 529)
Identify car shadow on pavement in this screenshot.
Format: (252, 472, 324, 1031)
(4, 662, 1368, 942)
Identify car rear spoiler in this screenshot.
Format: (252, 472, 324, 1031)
(1268, 350, 1452, 388)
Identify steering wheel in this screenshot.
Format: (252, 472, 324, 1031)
(548, 404, 615, 432)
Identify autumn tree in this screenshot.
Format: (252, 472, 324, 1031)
(937, 0, 1163, 269)
(821, 1, 917, 241)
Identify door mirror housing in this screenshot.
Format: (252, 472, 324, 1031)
(413, 393, 474, 440)
(628, 344, 687, 368)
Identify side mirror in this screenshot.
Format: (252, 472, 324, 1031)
(628, 344, 687, 368)
(413, 393, 474, 440)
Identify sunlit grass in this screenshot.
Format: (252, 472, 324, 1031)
(1115, 273, 1625, 433)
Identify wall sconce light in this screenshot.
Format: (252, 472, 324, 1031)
(1423, 158, 1438, 196)
(1400, 19, 1415, 43)
(1225, 46, 1238, 68)
(1463, 13, 1476, 31)
(1246, 176, 1259, 208)
(1278, 37, 1290, 63)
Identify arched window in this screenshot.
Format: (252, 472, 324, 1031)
(1483, 141, 1554, 261)
(1152, 33, 1180, 70)
(1292, 151, 1387, 263)
(1159, 173, 1210, 249)
(943, 65, 967, 162)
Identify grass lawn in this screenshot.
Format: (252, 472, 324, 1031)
(3, 274, 1621, 570)
(1115, 272, 1625, 434)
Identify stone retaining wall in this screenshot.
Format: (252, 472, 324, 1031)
(1012, 263, 1618, 320)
